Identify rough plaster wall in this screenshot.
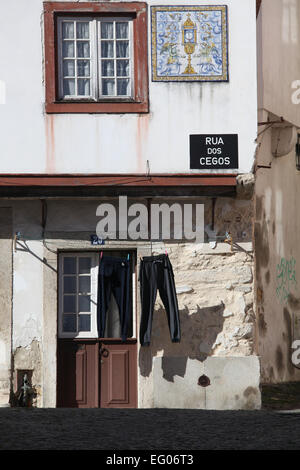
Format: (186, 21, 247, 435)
(12, 200, 44, 406)
(255, 122, 300, 384)
(0, 208, 12, 406)
(139, 244, 256, 408)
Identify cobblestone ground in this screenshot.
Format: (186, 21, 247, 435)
(0, 408, 300, 450)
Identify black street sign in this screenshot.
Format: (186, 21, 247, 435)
(190, 134, 239, 170)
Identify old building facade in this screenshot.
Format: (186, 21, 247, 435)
(255, 0, 300, 385)
(0, 0, 259, 408)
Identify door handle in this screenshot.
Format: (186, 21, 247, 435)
(100, 347, 109, 358)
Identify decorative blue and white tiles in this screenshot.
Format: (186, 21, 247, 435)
(151, 5, 228, 82)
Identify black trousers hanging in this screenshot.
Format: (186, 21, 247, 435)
(139, 254, 181, 346)
(97, 256, 131, 342)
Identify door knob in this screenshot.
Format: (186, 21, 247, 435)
(100, 347, 109, 358)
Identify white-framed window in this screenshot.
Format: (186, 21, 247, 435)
(59, 253, 98, 338)
(58, 252, 136, 339)
(57, 16, 134, 101)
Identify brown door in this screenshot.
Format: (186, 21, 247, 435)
(57, 340, 137, 408)
(99, 341, 137, 408)
(57, 251, 137, 408)
(57, 340, 99, 408)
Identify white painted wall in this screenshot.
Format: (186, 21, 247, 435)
(258, 0, 300, 128)
(12, 201, 44, 350)
(0, 0, 257, 174)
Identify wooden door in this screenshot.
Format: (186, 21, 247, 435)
(57, 339, 137, 408)
(99, 341, 137, 408)
(57, 340, 99, 408)
(57, 251, 138, 408)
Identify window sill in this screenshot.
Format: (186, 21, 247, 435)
(45, 100, 149, 114)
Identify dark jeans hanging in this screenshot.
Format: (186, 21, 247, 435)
(139, 254, 181, 346)
(97, 256, 131, 342)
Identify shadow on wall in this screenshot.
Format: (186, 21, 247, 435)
(139, 303, 225, 381)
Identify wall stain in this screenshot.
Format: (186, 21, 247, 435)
(276, 346, 284, 374)
(268, 366, 274, 381)
(282, 331, 287, 341)
(256, 196, 263, 220)
(288, 293, 300, 311)
(283, 308, 295, 376)
(257, 287, 264, 304)
(45, 115, 56, 173)
(254, 219, 270, 278)
(136, 114, 150, 173)
(258, 310, 267, 336)
(243, 386, 258, 397)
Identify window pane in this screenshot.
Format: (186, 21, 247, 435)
(79, 295, 91, 312)
(62, 22, 74, 39)
(77, 60, 90, 77)
(116, 22, 128, 39)
(79, 257, 91, 274)
(102, 79, 115, 96)
(63, 41, 75, 58)
(77, 79, 90, 96)
(102, 60, 114, 77)
(77, 41, 90, 58)
(63, 257, 76, 274)
(63, 295, 76, 313)
(101, 22, 113, 39)
(79, 315, 91, 332)
(76, 22, 89, 39)
(63, 314, 77, 332)
(63, 60, 75, 77)
(64, 276, 76, 293)
(78, 276, 91, 293)
(101, 41, 114, 58)
(117, 60, 129, 77)
(116, 41, 129, 58)
(63, 78, 75, 95)
(117, 79, 130, 96)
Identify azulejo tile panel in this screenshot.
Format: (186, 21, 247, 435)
(151, 5, 228, 82)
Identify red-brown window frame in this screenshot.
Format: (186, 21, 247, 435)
(44, 1, 149, 113)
